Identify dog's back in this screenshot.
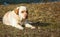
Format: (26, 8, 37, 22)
(3, 11, 12, 25)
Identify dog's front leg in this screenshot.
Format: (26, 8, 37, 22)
(25, 20, 35, 29)
(9, 17, 24, 30)
(14, 24, 24, 30)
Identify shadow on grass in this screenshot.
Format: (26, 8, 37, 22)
(30, 21, 50, 27)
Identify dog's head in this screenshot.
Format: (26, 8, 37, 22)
(14, 6, 28, 20)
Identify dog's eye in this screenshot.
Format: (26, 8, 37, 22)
(21, 11, 24, 13)
(21, 11, 28, 13)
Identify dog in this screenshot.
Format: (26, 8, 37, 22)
(3, 6, 35, 30)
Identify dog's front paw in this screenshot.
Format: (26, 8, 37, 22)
(25, 24, 35, 29)
(19, 26, 24, 30)
(30, 26, 35, 29)
(15, 25, 24, 30)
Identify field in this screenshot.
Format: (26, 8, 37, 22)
(0, 2, 60, 37)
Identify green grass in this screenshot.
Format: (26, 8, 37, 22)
(0, 2, 60, 37)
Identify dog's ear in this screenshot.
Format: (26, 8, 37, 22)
(26, 10, 28, 14)
(26, 15, 28, 19)
(14, 8, 19, 15)
(26, 10, 28, 19)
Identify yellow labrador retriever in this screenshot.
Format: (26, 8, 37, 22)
(3, 6, 35, 30)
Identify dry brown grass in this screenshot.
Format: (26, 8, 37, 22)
(0, 2, 60, 37)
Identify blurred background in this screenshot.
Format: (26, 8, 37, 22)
(0, 0, 60, 37)
(0, 0, 60, 4)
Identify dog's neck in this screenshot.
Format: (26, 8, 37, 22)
(12, 10, 26, 25)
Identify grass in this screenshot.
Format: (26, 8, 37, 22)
(0, 2, 60, 37)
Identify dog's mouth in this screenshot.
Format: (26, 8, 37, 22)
(23, 15, 28, 19)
